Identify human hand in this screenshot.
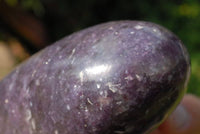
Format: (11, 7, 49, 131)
(150, 94, 200, 134)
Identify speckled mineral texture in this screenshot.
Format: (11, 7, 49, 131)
(0, 21, 190, 134)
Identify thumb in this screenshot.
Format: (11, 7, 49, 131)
(151, 94, 200, 134)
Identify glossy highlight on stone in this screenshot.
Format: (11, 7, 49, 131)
(0, 21, 190, 134)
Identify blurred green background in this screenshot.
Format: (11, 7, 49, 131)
(0, 0, 200, 96)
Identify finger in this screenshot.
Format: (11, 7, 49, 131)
(151, 94, 200, 134)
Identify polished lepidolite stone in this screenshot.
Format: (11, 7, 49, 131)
(0, 21, 190, 134)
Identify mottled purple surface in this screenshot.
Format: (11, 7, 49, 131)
(0, 21, 190, 134)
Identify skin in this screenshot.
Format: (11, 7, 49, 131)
(151, 94, 200, 134)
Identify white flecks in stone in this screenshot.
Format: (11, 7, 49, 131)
(104, 90, 108, 98)
(24, 87, 30, 98)
(79, 71, 84, 84)
(61, 70, 65, 74)
(130, 31, 135, 34)
(48, 76, 55, 80)
(106, 82, 120, 93)
(134, 45, 140, 52)
(80, 103, 84, 109)
(48, 111, 51, 115)
(8, 83, 14, 91)
(74, 85, 77, 88)
(66, 105, 71, 110)
(85, 64, 111, 76)
(147, 42, 153, 46)
(82, 40, 87, 44)
(59, 55, 62, 59)
(30, 102, 33, 107)
(91, 33, 96, 37)
(153, 28, 157, 32)
(50, 95, 54, 100)
(51, 115, 57, 124)
(78, 112, 81, 115)
(69, 48, 76, 59)
(84, 107, 88, 112)
(48, 59, 51, 62)
(15, 68, 20, 73)
(25, 109, 32, 122)
(11, 109, 15, 113)
(108, 26, 113, 30)
(31, 70, 37, 77)
(56, 46, 61, 51)
(97, 84, 101, 89)
(87, 98, 93, 105)
(58, 75, 62, 80)
(124, 75, 134, 81)
(152, 28, 162, 37)
(114, 31, 119, 35)
(99, 106, 103, 111)
(44, 59, 51, 65)
(84, 124, 88, 127)
(4, 99, 9, 104)
(43, 74, 47, 79)
(71, 58, 75, 64)
(54, 130, 59, 134)
(80, 94, 84, 99)
(31, 119, 36, 130)
(35, 79, 40, 86)
(99, 78, 103, 81)
(135, 74, 142, 81)
(116, 101, 122, 105)
(99, 91, 104, 95)
(144, 46, 149, 51)
(98, 97, 111, 109)
(135, 25, 143, 30)
(92, 127, 97, 132)
(125, 70, 129, 74)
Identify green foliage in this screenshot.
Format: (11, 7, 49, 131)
(4, 0, 44, 16)
(20, 0, 44, 16)
(5, 0, 18, 6)
(188, 54, 200, 96)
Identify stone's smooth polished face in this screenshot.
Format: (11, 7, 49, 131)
(0, 21, 190, 134)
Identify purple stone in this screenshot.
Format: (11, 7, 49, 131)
(0, 21, 190, 134)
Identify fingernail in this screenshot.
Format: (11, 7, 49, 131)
(169, 104, 191, 129)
